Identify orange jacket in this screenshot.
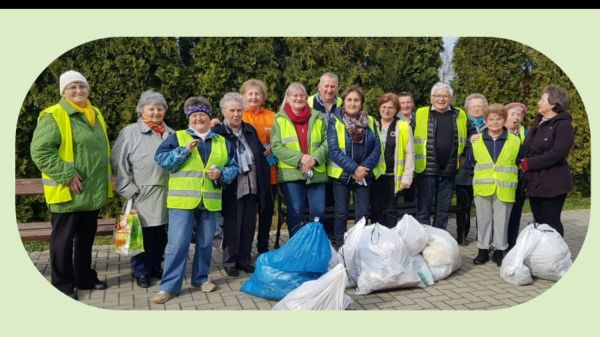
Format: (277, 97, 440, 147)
(243, 107, 277, 184)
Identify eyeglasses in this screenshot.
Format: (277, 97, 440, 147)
(432, 94, 450, 99)
(469, 105, 485, 109)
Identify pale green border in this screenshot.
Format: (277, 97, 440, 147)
(0, 9, 597, 337)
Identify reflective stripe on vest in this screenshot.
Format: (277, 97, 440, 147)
(38, 104, 113, 204)
(326, 115, 386, 179)
(275, 115, 326, 174)
(472, 133, 520, 202)
(414, 106, 467, 173)
(394, 120, 410, 192)
(167, 131, 227, 211)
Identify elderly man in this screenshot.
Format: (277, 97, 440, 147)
(308, 72, 343, 123)
(413, 82, 474, 230)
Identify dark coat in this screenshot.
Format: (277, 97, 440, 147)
(212, 122, 270, 209)
(523, 113, 574, 198)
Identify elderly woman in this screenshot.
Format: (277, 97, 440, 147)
(151, 96, 238, 304)
(30, 70, 112, 300)
(328, 85, 383, 248)
(271, 82, 328, 237)
(504, 102, 528, 250)
(455, 93, 488, 244)
(521, 85, 574, 237)
(370, 93, 414, 228)
(110, 90, 174, 288)
(240, 79, 277, 255)
(212, 92, 270, 277)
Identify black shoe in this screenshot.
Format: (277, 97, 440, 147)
(136, 275, 152, 288)
(224, 266, 240, 277)
(473, 249, 489, 265)
(64, 289, 78, 300)
(150, 268, 163, 279)
(492, 249, 505, 267)
(257, 248, 269, 255)
(237, 264, 255, 274)
(79, 280, 107, 290)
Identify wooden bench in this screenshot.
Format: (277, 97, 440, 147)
(16, 179, 116, 241)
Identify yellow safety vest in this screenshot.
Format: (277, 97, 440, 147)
(414, 106, 467, 173)
(519, 125, 526, 144)
(167, 131, 227, 211)
(327, 115, 386, 179)
(275, 116, 327, 174)
(472, 132, 520, 202)
(38, 104, 113, 204)
(394, 120, 410, 192)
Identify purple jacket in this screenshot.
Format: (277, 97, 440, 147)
(523, 113, 574, 198)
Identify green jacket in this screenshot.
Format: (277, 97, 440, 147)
(270, 108, 328, 184)
(30, 99, 110, 213)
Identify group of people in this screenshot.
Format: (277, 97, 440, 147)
(30, 69, 575, 304)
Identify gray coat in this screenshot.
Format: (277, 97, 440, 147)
(110, 119, 175, 227)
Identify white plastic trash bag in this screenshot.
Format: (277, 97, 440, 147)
(328, 246, 343, 270)
(392, 214, 429, 256)
(421, 226, 462, 281)
(339, 217, 367, 287)
(273, 264, 353, 310)
(411, 254, 435, 288)
(525, 224, 572, 281)
(500, 224, 542, 285)
(355, 224, 421, 295)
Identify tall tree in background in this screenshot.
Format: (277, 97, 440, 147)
(453, 37, 590, 196)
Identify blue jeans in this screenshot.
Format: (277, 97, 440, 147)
(159, 207, 217, 293)
(279, 181, 325, 236)
(416, 174, 455, 230)
(332, 181, 370, 246)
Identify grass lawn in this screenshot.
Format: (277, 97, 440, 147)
(21, 196, 590, 253)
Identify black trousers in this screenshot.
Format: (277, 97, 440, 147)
(322, 181, 335, 240)
(529, 194, 567, 237)
(130, 224, 168, 278)
(256, 185, 277, 254)
(507, 178, 526, 249)
(455, 184, 473, 243)
(223, 194, 258, 268)
(50, 210, 100, 293)
(370, 175, 398, 228)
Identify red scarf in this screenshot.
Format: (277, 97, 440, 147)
(142, 119, 165, 136)
(284, 103, 311, 154)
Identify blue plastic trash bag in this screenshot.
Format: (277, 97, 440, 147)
(241, 220, 332, 300)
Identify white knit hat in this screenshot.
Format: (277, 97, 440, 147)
(59, 70, 89, 95)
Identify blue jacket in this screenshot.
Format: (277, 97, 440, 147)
(327, 113, 381, 184)
(155, 128, 238, 186)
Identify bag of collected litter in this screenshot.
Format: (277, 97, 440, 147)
(525, 224, 572, 281)
(112, 199, 144, 256)
(355, 223, 421, 295)
(339, 217, 367, 287)
(421, 226, 462, 281)
(273, 264, 353, 310)
(328, 246, 343, 270)
(241, 220, 331, 300)
(411, 254, 435, 288)
(392, 214, 429, 256)
(500, 223, 542, 285)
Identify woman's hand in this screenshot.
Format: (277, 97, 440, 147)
(400, 182, 411, 189)
(470, 134, 481, 143)
(210, 118, 222, 128)
(300, 154, 316, 169)
(186, 139, 200, 153)
(207, 167, 222, 181)
(263, 146, 272, 157)
(68, 173, 83, 193)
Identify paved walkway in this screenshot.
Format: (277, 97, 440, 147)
(28, 209, 589, 310)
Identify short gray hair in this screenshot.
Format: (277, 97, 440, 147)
(220, 92, 248, 112)
(430, 82, 453, 97)
(319, 72, 339, 86)
(464, 93, 488, 110)
(136, 90, 168, 116)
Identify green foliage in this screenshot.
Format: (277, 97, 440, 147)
(453, 37, 590, 196)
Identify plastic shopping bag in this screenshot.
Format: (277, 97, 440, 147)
(112, 199, 144, 256)
(273, 264, 353, 310)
